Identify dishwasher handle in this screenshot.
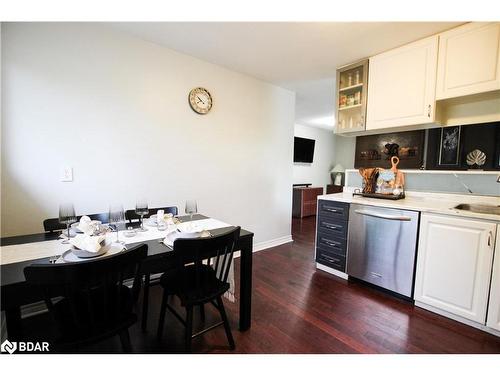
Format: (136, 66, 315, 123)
(354, 209, 412, 221)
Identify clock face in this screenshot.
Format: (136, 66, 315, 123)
(189, 87, 213, 114)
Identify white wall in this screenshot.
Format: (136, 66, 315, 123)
(333, 135, 356, 169)
(1, 23, 296, 245)
(293, 124, 335, 189)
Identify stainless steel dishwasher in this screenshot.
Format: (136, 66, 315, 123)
(347, 204, 420, 298)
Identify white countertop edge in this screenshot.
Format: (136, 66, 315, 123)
(318, 188, 500, 222)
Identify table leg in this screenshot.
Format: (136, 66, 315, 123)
(5, 307, 22, 340)
(239, 236, 253, 331)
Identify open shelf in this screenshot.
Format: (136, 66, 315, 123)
(338, 103, 362, 111)
(339, 83, 363, 92)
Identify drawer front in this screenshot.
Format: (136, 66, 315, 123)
(316, 252, 346, 271)
(316, 231, 347, 256)
(318, 200, 349, 221)
(317, 215, 348, 239)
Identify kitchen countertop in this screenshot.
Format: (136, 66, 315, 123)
(318, 189, 500, 222)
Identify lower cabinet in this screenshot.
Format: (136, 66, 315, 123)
(414, 213, 496, 324)
(487, 225, 500, 331)
(315, 200, 349, 273)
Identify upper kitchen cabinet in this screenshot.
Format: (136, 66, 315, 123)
(365, 35, 439, 131)
(436, 22, 500, 100)
(335, 59, 369, 134)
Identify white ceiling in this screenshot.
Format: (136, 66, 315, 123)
(109, 22, 462, 129)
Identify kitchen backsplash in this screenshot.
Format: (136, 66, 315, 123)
(345, 170, 500, 197)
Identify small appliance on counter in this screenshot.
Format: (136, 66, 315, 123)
(355, 156, 405, 200)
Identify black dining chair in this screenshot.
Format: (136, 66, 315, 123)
(156, 227, 240, 352)
(125, 206, 178, 224)
(43, 213, 110, 233)
(23, 243, 148, 353)
(124, 205, 178, 331)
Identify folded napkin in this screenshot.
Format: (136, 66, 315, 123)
(77, 215, 99, 235)
(69, 233, 105, 253)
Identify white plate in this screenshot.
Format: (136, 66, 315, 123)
(144, 218, 158, 227)
(60, 243, 125, 263)
(123, 229, 137, 238)
(176, 222, 203, 237)
(163, 229, 210, 248)
(70, 238, 106, 258)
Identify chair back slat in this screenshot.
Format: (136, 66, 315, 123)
(43, 213, 110, 232)
(24, 244, 147, 346)
(125, 206, 178, 224)
(172, 227, 240, 299)
(222, 250, 234, 283)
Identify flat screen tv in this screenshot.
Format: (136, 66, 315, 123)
(294, 137, 315, 163)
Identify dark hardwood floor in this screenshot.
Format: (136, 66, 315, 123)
(23, 216, 500, 353)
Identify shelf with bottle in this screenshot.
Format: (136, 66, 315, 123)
(337, 114, 364, 130)
(338, 89, 362, 110)
(339, 69, 363, 90)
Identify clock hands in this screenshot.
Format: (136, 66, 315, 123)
(196, 95, 205, 105)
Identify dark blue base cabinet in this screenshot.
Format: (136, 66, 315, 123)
(315, 200, 349, 273)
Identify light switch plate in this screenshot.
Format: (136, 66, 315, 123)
(60, 167, 73, 182)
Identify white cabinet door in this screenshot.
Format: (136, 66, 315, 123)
(414, 214, 496, 324)
(487, 225, 500, 331)
(436, 22, 500, 100)
(366, 36, 438, 130)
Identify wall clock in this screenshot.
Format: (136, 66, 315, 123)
(188, 87, 213, 114)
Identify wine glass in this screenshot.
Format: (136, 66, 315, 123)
(109, 204, 125, 244)
(59, 203, 77, 244)
(135, 200, 149, 232)
(185, 200, 198, 224)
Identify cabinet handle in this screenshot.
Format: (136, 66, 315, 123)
(322, 254, 341, 263)
(488, 231, 493, 247)
(324, 208, 339, 213)
(427, 104, 432, 118)
(322, 238, 341, 248)
(324, 223, 340, 230)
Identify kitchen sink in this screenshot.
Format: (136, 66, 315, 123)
(454, 203, 500, 215)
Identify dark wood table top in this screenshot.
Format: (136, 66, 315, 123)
(1, 214, 253, 288)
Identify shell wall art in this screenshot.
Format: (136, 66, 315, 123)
(466, 149, 486, 168)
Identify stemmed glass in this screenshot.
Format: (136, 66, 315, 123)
(59, 203, 77, 244)
(109, 204, 126, 245)
(185, 200, 198, 225)
(135, 200, 149, 232)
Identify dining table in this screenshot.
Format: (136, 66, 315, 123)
(0, 214, 254, 340)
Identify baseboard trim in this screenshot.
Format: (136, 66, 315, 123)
(415, 301, 500, 338)
(316, 263, 349, 280)
(253, 235, 294, 253)
(233, 235, 294, 259)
